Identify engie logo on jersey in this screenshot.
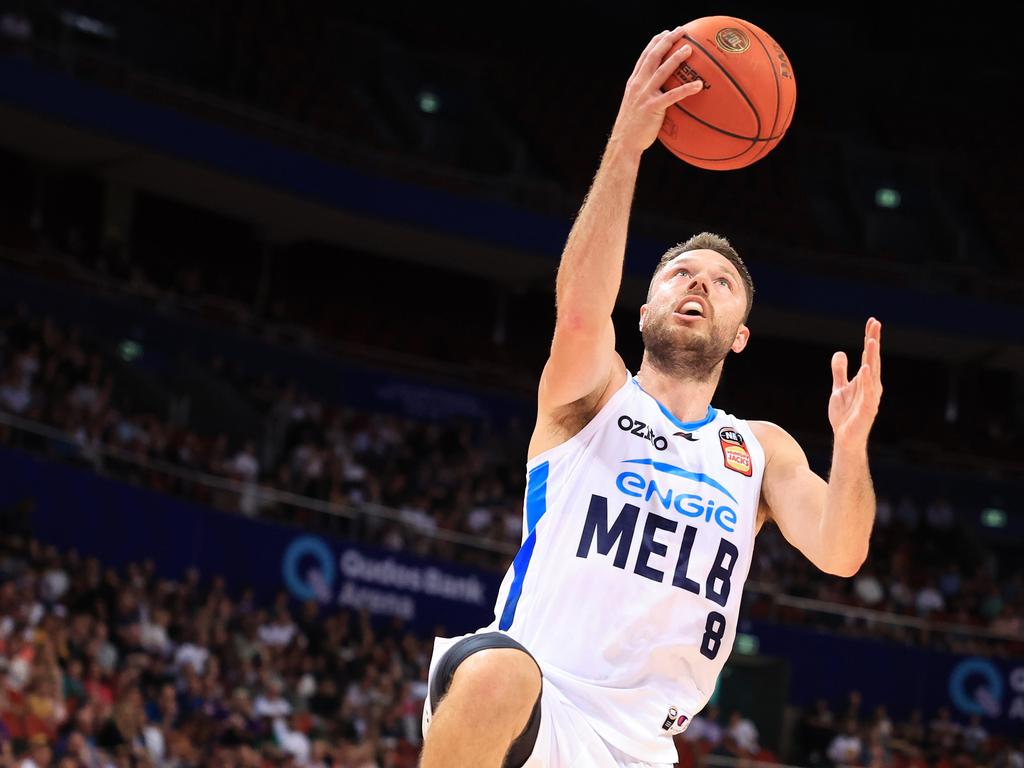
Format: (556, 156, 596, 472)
(662, 705, 690, 734)
(618, 415, 668, 451)
(719, 428, 752, 477)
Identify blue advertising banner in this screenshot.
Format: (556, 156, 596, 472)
(0, 447, 502, 634)
(279, 534, 496, 630)
(746, 621, 1024, 736)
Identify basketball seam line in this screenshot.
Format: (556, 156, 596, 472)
(741, 22, 783, 164)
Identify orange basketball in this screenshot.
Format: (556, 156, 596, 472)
(657, 16, 797, 171)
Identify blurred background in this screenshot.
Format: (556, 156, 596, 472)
(0, 1, 1022, 767)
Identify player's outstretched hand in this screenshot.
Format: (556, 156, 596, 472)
(610, 26, 704, 157)
(829, 318, 884, 448)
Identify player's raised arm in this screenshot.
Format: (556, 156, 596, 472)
(753, 318, 884, 577)
(539, 27, 704, 411)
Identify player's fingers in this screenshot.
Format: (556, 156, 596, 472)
(650, 43, 693, 90)
(638, 26, 687, 82)
(831, 351, 848, 391)
(857, 363, 881, 414)
(631, 29, 671, 80)
(873, 321, 883, 382)
(656, 79, 704, 107)
(866, 338, 881, 389)
(863, 336, 876, 364)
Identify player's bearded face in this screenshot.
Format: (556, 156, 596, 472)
(641, 250, 749, 381)
(642, 299, 739, 381)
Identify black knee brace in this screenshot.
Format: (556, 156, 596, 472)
(429, 632, 543, 768)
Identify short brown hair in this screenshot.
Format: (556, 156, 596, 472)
(648, 232, 755, 321)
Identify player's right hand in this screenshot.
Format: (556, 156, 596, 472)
(610, 26, 704, 157)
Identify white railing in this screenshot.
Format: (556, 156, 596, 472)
(0, 409, 519, 556)
(744, 581, 1021, 642)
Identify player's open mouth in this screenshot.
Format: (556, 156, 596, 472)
(674, 298, 707, 319)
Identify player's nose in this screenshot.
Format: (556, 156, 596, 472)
(686, 273, 710, 294)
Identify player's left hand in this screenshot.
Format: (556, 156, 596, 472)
(829, 317, 883, 447)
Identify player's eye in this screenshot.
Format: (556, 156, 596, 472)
(715, 277, 732, 288)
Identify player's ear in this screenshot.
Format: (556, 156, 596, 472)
(731, 324, 750, 353)
(639, 304, 647, 332)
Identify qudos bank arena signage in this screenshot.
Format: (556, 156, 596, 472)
(281, 534, 495, 628)
(947, 657, 1024, 723)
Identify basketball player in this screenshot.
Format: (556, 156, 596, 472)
(420, 25, 882, 768)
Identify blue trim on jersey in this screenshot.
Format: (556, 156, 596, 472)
(499, 460, 548, 631)
(525, 461, 549, 533)
(631, 376, 717, 431)
(622, 458, 738, 502)
(498, 531, 536, 631)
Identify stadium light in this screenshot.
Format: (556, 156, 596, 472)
(980, 508, 1007, 528)
(118, 340, 143, 362)
(875, 187, 901, 209)
(417, 90, 440, 114)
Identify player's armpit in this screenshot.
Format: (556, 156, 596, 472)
(750, 421, 858, 577)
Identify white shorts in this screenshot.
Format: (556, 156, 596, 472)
(422, 634, 674, 768)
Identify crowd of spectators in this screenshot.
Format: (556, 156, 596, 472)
(749, 494, 1024, 657)
(680, 696, 1024, 768)
(1, 304, 1023, 659)
(678, 706, 777, 765)
(0, 304, 527, 571)
(0, 535, 429, 767)
(2, 537, 1020, 767)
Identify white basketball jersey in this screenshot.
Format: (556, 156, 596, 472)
(486, 369, 764, 762)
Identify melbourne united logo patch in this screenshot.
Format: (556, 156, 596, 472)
(719, 427, 752, 477)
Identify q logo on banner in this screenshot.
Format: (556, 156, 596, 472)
(949, 658, 1003, 717)
(282, 535, 335, 603)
